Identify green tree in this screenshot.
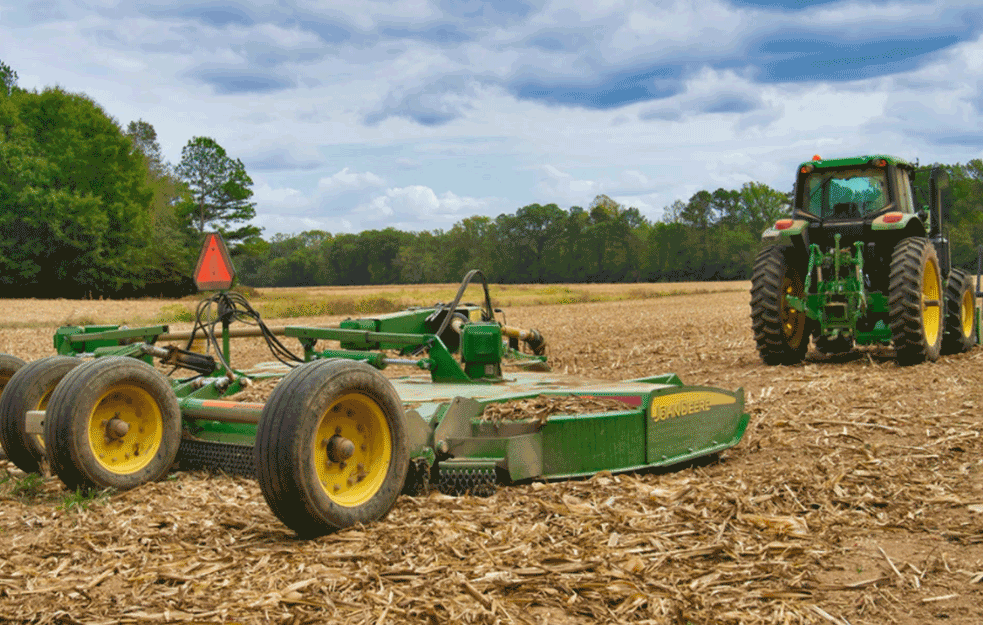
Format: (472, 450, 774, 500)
(0, 87, 154, 296)
(125, 120, 167, 174)
(0, 59, 16, 96)
(124, 120, 197, 294)
(175, 136, 261, 247)
(495, 204, 567, 282)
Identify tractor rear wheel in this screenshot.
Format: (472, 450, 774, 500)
(750, 245, 810, 365)
(942, 269, 976, 354)
(255, 359, 409, 538)
(44, 357, 181, 491)
(0, 356, 81, 474)
(889, 237, 943, 364)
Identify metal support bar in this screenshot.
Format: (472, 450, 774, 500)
(180, 398, 263, 424)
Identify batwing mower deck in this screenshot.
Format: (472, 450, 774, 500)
(0, 239, 748, 537)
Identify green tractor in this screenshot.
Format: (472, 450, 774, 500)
(751, 154, 977, 365)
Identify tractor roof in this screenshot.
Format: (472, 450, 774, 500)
(798, 154, 914, 170)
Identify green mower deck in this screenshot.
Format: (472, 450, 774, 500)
(0, 239, 749, 537)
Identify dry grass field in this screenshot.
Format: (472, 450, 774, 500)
(1, 281, 982, 624)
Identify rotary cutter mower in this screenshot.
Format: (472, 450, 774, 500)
(0, 234, 749, 537)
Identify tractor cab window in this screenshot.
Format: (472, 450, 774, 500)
(806, 168, 889, 219)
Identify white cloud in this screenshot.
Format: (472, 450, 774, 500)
(317, 168, 387, 195)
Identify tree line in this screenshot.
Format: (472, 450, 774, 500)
(2, 60, 982, 296)
(236, 165, 983, 288)
(0, 61, 259, 297)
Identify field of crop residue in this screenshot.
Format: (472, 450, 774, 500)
(1, 282, 982, 624)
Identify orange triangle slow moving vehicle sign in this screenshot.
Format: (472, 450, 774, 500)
(194, 232, 236, 291)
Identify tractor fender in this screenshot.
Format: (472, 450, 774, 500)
(872, 212, 925, 232)
(761, 219, 809, 244)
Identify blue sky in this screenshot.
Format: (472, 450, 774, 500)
(2, 0, 981, 235)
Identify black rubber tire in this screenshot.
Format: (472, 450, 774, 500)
(750, 245, 810, 365)
(0, 353, 28, 462)
(942, 269, 976, 355)
(0, 356, 81, 474)
(0, 353, 27, 399)
(44, 357, 181, 491)
(889, 238, 943, 365)
(815, 334, 853, 355)
(255, 359, 409, 538)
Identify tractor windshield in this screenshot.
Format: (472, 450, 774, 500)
(806, 168, 889, 219)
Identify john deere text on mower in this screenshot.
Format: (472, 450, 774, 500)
(0, 234, 749, 537)
(751, 154, 978, 365)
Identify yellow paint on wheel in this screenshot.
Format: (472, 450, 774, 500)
(921, 257, 941, 345)
(781, 276, 807, 348)
(87, 384, 163, 475)
(313, 393, 392, 507)
(961, 287, 974, 338)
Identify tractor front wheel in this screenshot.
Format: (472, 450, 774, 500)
(44, 357, 181, 491)
(889, 238, 943, 364)
(942, 269, 976, 354)
(0, 356, 81, 474)
(750, 245, 810, 365)
(255, 359, 409, 538)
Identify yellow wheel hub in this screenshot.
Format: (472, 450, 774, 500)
(961, 288, 975, 338)
(921, 258, 941, 345)
(87, 384, 163, 475)
(781, 275, 806, 348)
(313, 393, 392, 507)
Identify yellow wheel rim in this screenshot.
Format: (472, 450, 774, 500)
(922, 257, 941, 345)
(313, 393, 392, 507)
(961, 288, 975, 338)
(31, 387, 57, 452)
(781, 274, 807, 348)
(87, 384, 163, 475)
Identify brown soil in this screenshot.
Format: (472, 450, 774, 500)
(1, 286, 982, 624)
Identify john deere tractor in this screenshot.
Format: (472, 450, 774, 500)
(751, 154, 977, 365)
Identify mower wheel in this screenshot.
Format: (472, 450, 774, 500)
(889, 237, 943, 364)
(750, 245, 810, 365)
(942, 269, 976, 354)
(255, 359, 409, 538)
(815, 334, 853, 355)
(0, 356, 81, 474)
(44, 357, 181, 491)
(0, 354, 27, 399)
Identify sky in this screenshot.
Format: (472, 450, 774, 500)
(1, 0, 981, 236)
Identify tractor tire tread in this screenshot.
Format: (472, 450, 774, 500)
(750, 245, 808, 365)
(888, 237, 942, 365)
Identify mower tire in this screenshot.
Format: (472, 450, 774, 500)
(255, 359, 409, 538)
(0, 356, 81, 474)
(942, 268, 976, 355)
(44, 357, 181, 491)
(750, 245, 810, 365)
(889, 237, 943, 365)
(0, 353, 26, 399)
